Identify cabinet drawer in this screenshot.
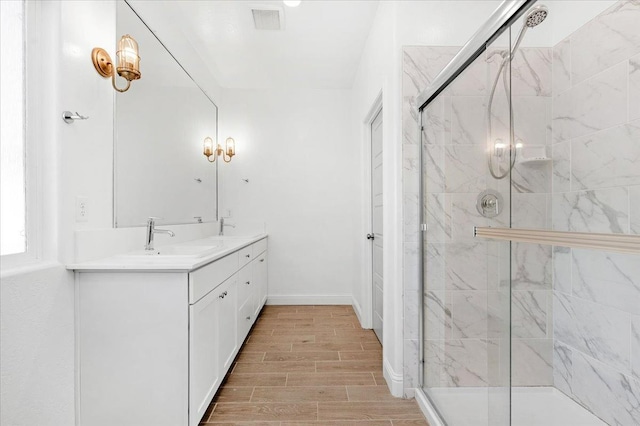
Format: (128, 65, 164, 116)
(189, 252, 239, 304)
(238, 245, 253, 268)
(253, 238, 267, 256)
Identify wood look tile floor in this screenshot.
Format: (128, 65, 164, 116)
(199, 305, 428, 426)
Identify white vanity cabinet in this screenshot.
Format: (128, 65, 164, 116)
(189, 282, 222, 424)
(188, 271, 239, 425)
(73, 236, 267, 426)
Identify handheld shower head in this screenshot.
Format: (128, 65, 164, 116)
(524, 5, 548, 28)
(486, 4, 549, 180)
(510, 4, 548, 59)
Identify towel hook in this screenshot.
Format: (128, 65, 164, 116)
(62, 111, 89, 124)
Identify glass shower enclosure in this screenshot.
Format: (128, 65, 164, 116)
(417, 1, 640, 425)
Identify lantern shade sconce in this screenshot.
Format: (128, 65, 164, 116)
(203, 137, 236, 163)
(92, 34, 141, 93)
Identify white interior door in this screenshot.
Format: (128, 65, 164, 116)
(370, 109, 383, 343)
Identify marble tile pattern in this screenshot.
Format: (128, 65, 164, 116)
(570, 0, 640, 85)
(403, 43, 555, 392)
(552, 341, 572, 395)
(552, 61, 628, 143)
(552, 1, 640, 236)
(511, 339, 553, 386)
(552, 187, 630, 234)
(554, 291, 631, 374)
(571, 121, 640, 191)
(550, 5, 640, 423)
(553, 247, 640, 425)
(572, 249, 640, 315)
(571, 352, 640, 426)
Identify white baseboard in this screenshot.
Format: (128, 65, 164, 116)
(415, 387, 445, 426)
(352, 297, 365, 328)
(383, 359, 404, 398)
(266, 295, 352, 305)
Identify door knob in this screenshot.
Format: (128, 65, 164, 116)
(366, 234, 375, 240)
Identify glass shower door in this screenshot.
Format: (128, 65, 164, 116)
(420, 2, 640, 425)
(420, 27, 513, 426)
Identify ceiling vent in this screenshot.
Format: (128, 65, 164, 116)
(251, 6, 284, 31)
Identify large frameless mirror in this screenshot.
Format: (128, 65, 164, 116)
(114, 0, 218, 228)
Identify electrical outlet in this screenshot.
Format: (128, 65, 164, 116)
(76, 197, 89, 222)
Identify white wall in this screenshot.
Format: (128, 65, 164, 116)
(350, 0, 404, 396)
(1, 1, 115, 425)
(218, 88, 360, 304)
(396, 0, 501, 46)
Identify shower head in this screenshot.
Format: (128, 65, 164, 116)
(524, 5, 548, 28)
(509, 4, 548, 58)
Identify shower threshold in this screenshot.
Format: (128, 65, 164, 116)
(427, 386, 606, 426)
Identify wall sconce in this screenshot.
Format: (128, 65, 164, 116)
(92, 34, 141, 93)
(203, 137, 236, 163)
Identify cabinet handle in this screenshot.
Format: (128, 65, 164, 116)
(245, 281, 251, 285)
(246, 316, 251, 320)
(260, 259, 265, 263)
(219, 293, 225, 299)
(245, 254, 251, 258)
(224, 291, 228, 296)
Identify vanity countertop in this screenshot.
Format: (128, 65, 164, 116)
(67, 233, 267, 272)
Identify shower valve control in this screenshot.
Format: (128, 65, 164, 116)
(476, 189, 503, 218)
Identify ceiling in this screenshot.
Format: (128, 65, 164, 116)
(130, 0, 380, 90)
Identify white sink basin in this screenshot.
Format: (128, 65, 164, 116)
(123, 243, 225, 259)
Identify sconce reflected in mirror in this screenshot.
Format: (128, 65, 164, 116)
(204, 137, 236, 163)
(92, 34, 141, 93)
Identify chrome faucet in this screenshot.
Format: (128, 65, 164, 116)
(145, 217, 175, 251)
(219, 217, 236, 236)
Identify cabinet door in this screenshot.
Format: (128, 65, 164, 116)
(237, 263, 253, 311)
(254, 252, 268, 316)
(238, 295, 256, 344)
(217, 276, 238, 372)
(189, 288, 220, 426)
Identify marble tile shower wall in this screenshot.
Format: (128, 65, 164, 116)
(402, 44, 554, 394)
(550, 1, 640, 425)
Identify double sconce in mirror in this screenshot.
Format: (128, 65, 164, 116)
(92, 34, 141, 93)
(204, 137, 236, 163)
